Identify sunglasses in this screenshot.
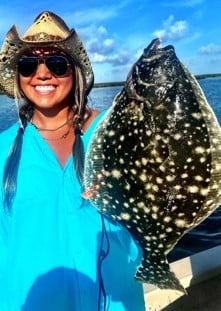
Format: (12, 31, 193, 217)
(17, 55, 71, 77)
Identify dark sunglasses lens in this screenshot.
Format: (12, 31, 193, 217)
(45, 56, 69, 76)
(18, 57, 38, 77)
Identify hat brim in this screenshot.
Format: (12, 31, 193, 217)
(0, 25, 94, 98)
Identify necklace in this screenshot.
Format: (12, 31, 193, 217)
(43, 127, 71, 141)
(31, 117, 72, 132)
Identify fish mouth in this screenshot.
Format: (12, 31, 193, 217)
(144, 38, 174, 56)
(148, 38, 162, 51)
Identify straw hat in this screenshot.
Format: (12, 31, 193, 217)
(0, 11, 94, 98)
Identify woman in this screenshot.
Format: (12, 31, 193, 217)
(0, 11, 145, 311)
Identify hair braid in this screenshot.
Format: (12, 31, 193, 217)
(71, 65, 91, 185)
(3, 111, 28, 211)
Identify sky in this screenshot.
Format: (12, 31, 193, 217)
(0, 0, 220, 83)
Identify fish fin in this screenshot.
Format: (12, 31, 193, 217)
(82, 185, 99, 199)
(135, 253, 187, 294)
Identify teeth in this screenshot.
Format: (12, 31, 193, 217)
(35, 85, 55, 91)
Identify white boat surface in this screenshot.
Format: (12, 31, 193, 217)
(143, 244, 221, 310)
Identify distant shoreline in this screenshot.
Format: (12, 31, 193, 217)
(0, 73, 220, 94)
(94, 73, 221, 88)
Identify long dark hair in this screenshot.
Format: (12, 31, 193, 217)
(3, 58, 93, 211)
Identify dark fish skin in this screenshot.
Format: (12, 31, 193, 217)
(83, 38, 221, 293)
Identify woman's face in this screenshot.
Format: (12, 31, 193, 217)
(18, 48, 74, 114)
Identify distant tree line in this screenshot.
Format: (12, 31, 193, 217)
(93, 73, 221, 88)
(0, 73, 221, 94)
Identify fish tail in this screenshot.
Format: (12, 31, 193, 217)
(135, 259, 187, 294)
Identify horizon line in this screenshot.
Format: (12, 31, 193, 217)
(94, 73, 221, 88)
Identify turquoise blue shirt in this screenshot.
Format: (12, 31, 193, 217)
(0, 112, 145, 311)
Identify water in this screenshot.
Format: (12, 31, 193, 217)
(0, 78, 221, 261)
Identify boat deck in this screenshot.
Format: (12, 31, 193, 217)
(143, 245, 221, 311)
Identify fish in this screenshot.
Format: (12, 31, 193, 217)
(83, 38, 221, 293)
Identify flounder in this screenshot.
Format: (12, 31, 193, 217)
(83, 38, 221, 293)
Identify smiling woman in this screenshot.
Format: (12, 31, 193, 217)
(0, 11, 146, 311)
(17, 49, 76, 165)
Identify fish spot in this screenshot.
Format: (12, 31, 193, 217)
(186, 157, 193, 163)
(140, 173, 147, 182)
(175, 219, 187, 228)
(195, 146, 206, 154)
(184, 123, 191, 128)
(137, 227, 143, 233)
(174, 133, 182, 140)
(169, 160, 175, 166)
(176, 194, 186, 199)
(160, 233, 166, 239)
(200, 156, 207, 163)
(200, 188, 209, 196)
(156, 157, 164, 163)
(120, 213, 131, 220)
(108, 130, 116, 137)
(96, 137, 102, 143)
(194, 175, 204, 181)
(152, 206, 159, 213)
(152, 185, 159, 192)
(152, 213, 158, 220)
(119, 158, 125, 164)
(130, 169, 137, 175)
(155, 134, 162, 140)
(156, 177, 163, 184)
(111, 169, 121, 179)
(137, 201, 145, 208)
(166, 227, 173, 232)
(146, 130, 152, 136)
(191, 112, 203, 120)
(135, 160, 141, 167)
(129, 197, 135, 203)
(164, 216, 172, 223)
(166, 175, 176, 182)
(141, 158, 148, 165)
(124, 183, 131, 191)
(174, 185, 182, 190)
(144, 236, 151, 241)
(181, 173, 188, 179)
(187, 185, 200, 193)
(158, 243, 164, 249)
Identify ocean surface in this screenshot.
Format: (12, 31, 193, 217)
(0, 77, 221, 261)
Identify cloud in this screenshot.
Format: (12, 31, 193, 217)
(64, 1, 133, 27)
(78, 24, 116, 59)
(65, 8, 117, 27)
(152, 15, 189, 42)
(89, 37, 115, 55)
(97, 26, 108, 36)
(90, 49, 131, 67)
(76, 22, 133, 68)
(199, 43, 221, 55)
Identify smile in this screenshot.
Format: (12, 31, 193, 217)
(35, 85, 56, 92)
